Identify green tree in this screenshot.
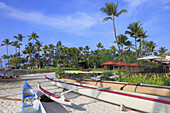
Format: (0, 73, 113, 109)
(158, 47, 168, 56)
(96, 42, 104, 50)
(1, 38, 11, 67)
(28, 32, 39, 45)
(88, 55, 99, 69)
(147, 41, 157, 55)
(11, 41, 19, 56)
(101, 1, 127, 62)
(8, 57, 24, 69)
(48, 44, 54, 65)
(110, 46, 118, 60)
(25, 42, 35, 69)
(137, 30, 148, 58)
(35, 41, 42, 70)
(1, 55, 8, 68)
(125, 22, 143, 63)
(42, 45, 49, 67)
(14, 34, 25, 69)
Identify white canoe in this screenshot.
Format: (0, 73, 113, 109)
(45, 75, 170, 113)
(38, 82, 71, 105)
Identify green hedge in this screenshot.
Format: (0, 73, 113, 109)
(116, 74, 170, 86)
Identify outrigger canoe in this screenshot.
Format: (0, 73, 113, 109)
(60, 77, 170, 97)
(38, 82, 71, 105)
(22, 80, 46, 113)
(45, 75, 170, 113)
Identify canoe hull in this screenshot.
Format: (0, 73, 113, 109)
(61, 77, 170, 97)
(22, 80, 46, 113)
(38, 83, 71, 105)
(46, 76, 170, 113)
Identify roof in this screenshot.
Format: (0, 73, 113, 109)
(137, 55, 164, 60)
(101, 61, 117, 65)
(101, 61, 139, 66)
(130, 63, 138, 66)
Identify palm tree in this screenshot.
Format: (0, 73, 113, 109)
(96, 42, 104, 50)
(11, 41, 19, 56)
(148, 41, 157, 55)
(158, 47, 168, 56)
(1, 55, 8, 68)
(117, 34, 128, 72)
(35, 41, 42, 70)
(28, 32, 39, 45)
(101, 1, 127, 61)
(1, 38, 11, 66)
(14, 34, 25, 68)
(43, 45, 48, 67)
(110, 45, 118, 59)
(124, 41, 134, 52)
(48, 44, 54, 65)
(25, 42, 34, 69)
(137, 30, 148, 58)
(125, 22, 143, 63)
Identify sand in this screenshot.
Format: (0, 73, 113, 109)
(0, 73, 139, 113)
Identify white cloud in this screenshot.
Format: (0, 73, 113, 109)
(163, 4, 170, 10)
(124, 0, 148, 8)
(0, 2, 100, 36)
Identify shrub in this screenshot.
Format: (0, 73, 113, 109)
(116, 74, 170, 86)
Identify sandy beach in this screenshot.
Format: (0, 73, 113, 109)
(0, 73, 139, 113)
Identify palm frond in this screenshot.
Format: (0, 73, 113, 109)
(115, 10, 127, 17)
(103, 17, 112, 22)
(28, 37, 32, 41)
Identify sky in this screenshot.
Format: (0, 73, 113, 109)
(0, 0, 170, 66)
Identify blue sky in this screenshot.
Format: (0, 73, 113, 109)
(0, 0, 170, 65)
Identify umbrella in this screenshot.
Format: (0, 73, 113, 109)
(137, 55, 164, 61)
(101, 61, 117, 65)
(116, 62, 125, 66)
(130, 63, 138, 66)
(4, 68, 13, 72)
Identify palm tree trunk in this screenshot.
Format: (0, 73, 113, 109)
(4, 59, 6, 68)
(30, 54, 32, 69)
(15, 47, 17, 55)
(135, 38, 139, 64)
(139, 39, 142, 65)
(19, 45, 21, 69)
(6, 45, 8, 67)
(121, 45, 129, 73)
(112, 19, 128, 72)
(112, 20, 121, 56)
(15, 47, 17, 68)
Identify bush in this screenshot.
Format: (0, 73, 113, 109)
(116, 74, 170, 86)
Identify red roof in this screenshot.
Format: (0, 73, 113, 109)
(101, 61, 136, 66)
(116, 62, 125, 66)
(130, 63, 138, 66)
(123, 63, 131, 66)
(101, 61, 117, 65)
